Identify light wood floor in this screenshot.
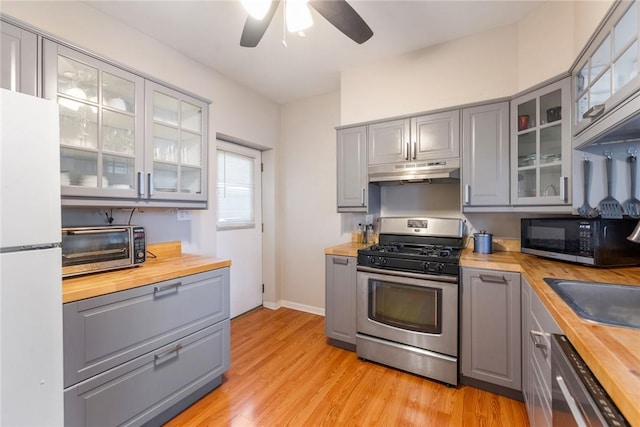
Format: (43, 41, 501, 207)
(166, 307, 529, 426)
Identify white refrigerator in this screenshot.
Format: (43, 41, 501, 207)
(0, 89, 64, 425)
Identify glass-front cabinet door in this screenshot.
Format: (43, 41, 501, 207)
(43, 40, 144, 200)
(144, 81, 208, 202)
(573, 1, 639, 135)
(511, 78, 572, 206)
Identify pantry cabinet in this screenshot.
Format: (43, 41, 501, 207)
(461, 102, 510, 208)
(461, 268, 521, 393)
(368, 110, 460, 166)
(336, 126, 379, 213)
(325, 255, 357, 348)
(63, 268, 230, 426)
(510, 78, 572, 206)
(0, 20, 38, 96)
(42, 39, 209, 208)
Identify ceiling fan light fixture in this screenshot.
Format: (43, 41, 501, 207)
(285, 0, 313, 33)
(241, 0, 272, 20)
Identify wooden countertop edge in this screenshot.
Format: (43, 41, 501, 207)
(324, 242, 640, 425)
(63, 255, 231, 304)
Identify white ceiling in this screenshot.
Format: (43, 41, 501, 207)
(85, 0, 543, 104)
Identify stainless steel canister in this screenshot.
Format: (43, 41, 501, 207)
(473, 230, 493, 254)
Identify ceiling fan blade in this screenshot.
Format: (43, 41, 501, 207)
(240, 1, 281, 47)
(309, 0, 373, 44)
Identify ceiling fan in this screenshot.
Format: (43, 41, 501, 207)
(240, 0, 374, 47)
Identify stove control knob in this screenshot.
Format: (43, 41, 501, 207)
(368, 256, 376, 265)
(378, 257, 387, 265)
(421, 262, 431, 272)
(436, 263, 445, 273)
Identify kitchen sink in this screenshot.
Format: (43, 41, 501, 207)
(544, 278, 640, 330)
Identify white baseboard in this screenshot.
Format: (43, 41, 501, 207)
(262, 300, 325, 316)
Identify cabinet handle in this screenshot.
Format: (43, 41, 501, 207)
(529, 330, 548, 351)
(154, 343, 183, 361)
(154, 281, 182, 294)
(464, 185, 471, 205)
(556, 376, 589, 427)
(412, 141, 417, 160)
(137, 172, 144, 197)
(405, 142, 410, 161)
(361, 188, 366, 206)
(560, 176, 568, 202)
(333, 257, 349, 265)
(582, 104, 605, 120)
(147, 173, 154, 197)
(479, 274, 507, 283)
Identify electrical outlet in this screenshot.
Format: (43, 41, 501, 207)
(176, 209, 192, 221)
(365, 214, 373, 224)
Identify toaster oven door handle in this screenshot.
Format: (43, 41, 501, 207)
(62, 248, 127, 259)
(65, 228, 129, 235)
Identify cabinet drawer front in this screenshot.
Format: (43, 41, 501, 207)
(64, 320, 230, 427)
(64, 268, 230, 387)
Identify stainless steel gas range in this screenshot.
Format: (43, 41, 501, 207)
(356, 217, 465, 386)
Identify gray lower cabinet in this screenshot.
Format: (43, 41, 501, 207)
(461, 102, 510, 208)
(521, 276, 562, 427)
(461, 268, 521, 393)
(325, 255, 357, 347)
(0, 20, 38, 96)
(63, 268, 230, 426)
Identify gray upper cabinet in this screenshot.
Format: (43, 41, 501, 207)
(461, 268, 521, 392)
(462, 102, 510, 208)
(510, 78, 572, 207)
(1, 20, 38, 96)
(337, 126, 366, 211)
(43, 39, 209, 208)
(573, 0, 640, 142)
(368, 111, 460, 166)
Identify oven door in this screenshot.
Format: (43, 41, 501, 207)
(62, 227, 133, 277)
(356, 268, 458, 357)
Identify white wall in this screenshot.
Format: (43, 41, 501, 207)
(278, 91, 346, 314)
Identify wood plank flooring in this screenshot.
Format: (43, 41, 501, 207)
(166, 307, 529, 426)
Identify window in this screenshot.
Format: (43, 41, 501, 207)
(216, 148, 255, 229)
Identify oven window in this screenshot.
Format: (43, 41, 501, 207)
(61, 228, 130, 267)
(368, 279, 442, 334)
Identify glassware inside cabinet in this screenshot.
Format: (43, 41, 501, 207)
(153, 163, 178, 192)
(60, 148, 98, 187)
(57, 56, 97, 102)
(59, 98, 98, 149)
(103, 110, 135, 155)
(517, 132, 536, 167)
(518, 169, 536, 198)
(102, 72, 135, 113)
(153, 124, 178, 163)
(180, 131, 201, 166)
(517, 99, 536, 131)
(103, 154, 135, 189)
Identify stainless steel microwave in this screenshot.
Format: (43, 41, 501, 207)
(62, 226, 146, 277)
(521, 217, 640, 267)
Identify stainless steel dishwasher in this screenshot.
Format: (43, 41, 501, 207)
(551, 334, 629, 427)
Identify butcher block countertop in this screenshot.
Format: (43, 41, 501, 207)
(62, 241, 231, 304)
(325, 240, 640, 425)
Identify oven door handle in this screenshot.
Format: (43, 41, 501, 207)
(62, 248, 127, 259)
(357, 266, 458, 283)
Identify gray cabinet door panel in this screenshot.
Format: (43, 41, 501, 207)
(64, 320, 230, 427)
(368, 119, 410, 165)
(414, 110, 460, 160)
(325, 255, 357, 344)
(64, 268, 230, 387)
(461, 268, 521, 390)
(0, 21, 37, 96)
(337, 126, 367, 210)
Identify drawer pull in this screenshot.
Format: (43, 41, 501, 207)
(530, 330, 548, 351)
(333, 257, 349, 265)
(154, 281, 182, 294)
(154, 344, 183, 361)
(479, 274, 507, 283)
